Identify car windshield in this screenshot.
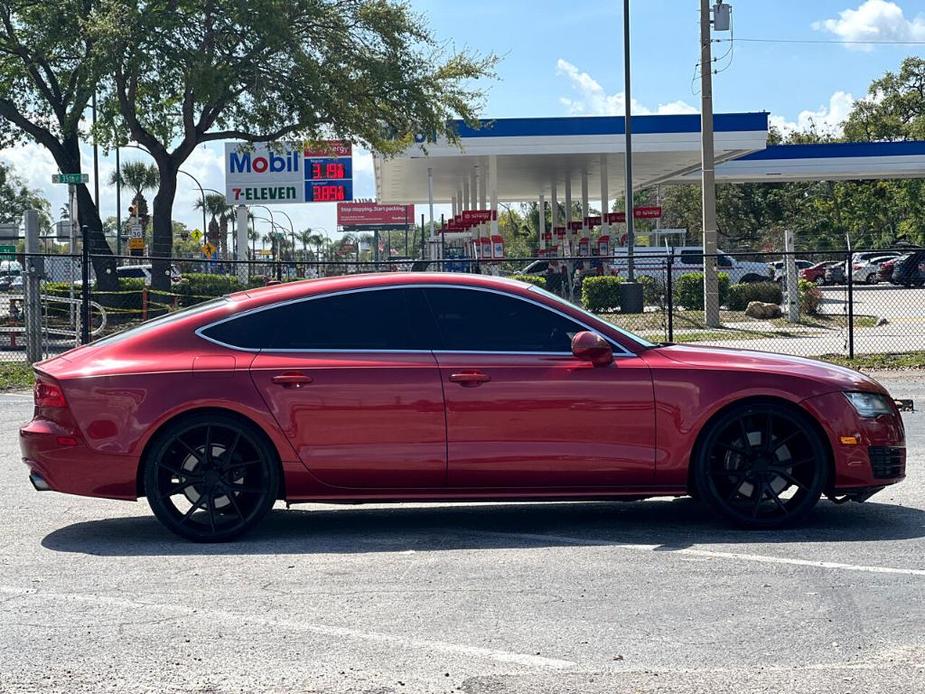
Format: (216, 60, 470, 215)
(526, 284, 656, 348)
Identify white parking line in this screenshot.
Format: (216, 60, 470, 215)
(0, 585, 575, 670)
(468, 531, 925, 577)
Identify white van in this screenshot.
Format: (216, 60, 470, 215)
(609, 247, 773, 285)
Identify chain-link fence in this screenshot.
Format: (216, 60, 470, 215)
(4, 248, 924, 363)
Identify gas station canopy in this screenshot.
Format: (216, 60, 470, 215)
(374, 113, 770, 204)
(374, 113, 925, 205)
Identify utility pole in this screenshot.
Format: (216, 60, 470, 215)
(623, 0, 635, 281)
(700, 0, 721, 327)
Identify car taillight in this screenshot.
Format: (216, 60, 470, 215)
(852, 264, 862, 270)
(34, 379, 66, 408)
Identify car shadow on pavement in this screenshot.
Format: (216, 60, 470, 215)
(41, 496, 925, 556)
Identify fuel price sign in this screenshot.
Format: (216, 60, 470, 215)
(304, 143, 353, 203)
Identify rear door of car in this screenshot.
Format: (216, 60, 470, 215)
(200, 287, 447, 489)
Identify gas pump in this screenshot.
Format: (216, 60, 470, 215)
(491, 235, 504, 260)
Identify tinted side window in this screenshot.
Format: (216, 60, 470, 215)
(680, 251, 703, 265)
(201, 288, 424, 350)
(424, 287, 584, 353)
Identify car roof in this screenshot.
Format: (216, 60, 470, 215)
(234, 272, 536, 305)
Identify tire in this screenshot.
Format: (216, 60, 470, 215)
(692, 402, 828, 529)
(814, 276, 825, 286)
(144, 412, 280, 542)
(741, 274, 764, 284)
(866, 273, 878, 285)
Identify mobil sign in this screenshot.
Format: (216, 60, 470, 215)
(224, 141, 354, 205)
(225, 142, 305, 204)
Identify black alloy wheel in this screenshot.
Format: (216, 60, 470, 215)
(693, 402, 828, 528)
(144, 413, 279, 542)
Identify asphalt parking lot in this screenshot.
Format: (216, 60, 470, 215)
(1, 374, 923, 693)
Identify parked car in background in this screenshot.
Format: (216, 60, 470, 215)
(891, 251, 925, 287)
(610, 247, 772, 284)
(801, 261, 837, 285)
(879, 258, 897, 284)
(771, 259, 813, 283)
(116, 263, 182, 285)
(825, 261, 847, 285)
(0, 275, 15, 291)
(852, 254, 900, 285)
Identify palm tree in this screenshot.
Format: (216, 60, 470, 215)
(297, 229, 315, 260)
(109, 161, 159, 226)
(193, 193, 231, 252)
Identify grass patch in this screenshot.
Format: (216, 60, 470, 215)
(819, 352, 925, 371)
(0, 362, 34, 390)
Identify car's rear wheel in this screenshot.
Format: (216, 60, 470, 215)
(144, 413, 279, 542)
(866, 273, 878, 285)
(693, 402, 828, 528)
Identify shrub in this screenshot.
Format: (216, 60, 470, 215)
(582, 275, 624, 312)
(638, 274, 666, 305)
(726, 281, 783, 311)
(799, 278, 822, 315)
(511, 274, 547, 289)
(674, 272, 729, 310)
(173, 273, 245, 306)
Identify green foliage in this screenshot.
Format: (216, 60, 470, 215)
(726, 282, 783, 311)
(582, 276, 624, 312)
(511, 274, 546, 288)
(638, 274, 665, 305)
(0, 162, 51, 233)
(674, 272, 730, 310)
(798, 278, 822, 315)
(173, 273, 245, 306)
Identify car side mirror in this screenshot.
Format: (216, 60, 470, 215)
(571, 331, 613, 367)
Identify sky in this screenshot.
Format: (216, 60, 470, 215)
(2, 0, 925, 243)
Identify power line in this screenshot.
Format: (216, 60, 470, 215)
(716, 36, 925, 46)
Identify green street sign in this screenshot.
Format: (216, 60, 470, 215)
(51, 173, 89, 185)
(0, 245, 16, 257)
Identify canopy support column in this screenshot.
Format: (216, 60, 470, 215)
(600, 154, 609, 239)
(538, 193, 546, 253)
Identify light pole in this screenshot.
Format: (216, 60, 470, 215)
(700, 1, 731, 327)
(177, 169, 208, 245)
(273, 209, 296, 261)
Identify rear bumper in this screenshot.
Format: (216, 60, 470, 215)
(801, 392, 906, 491)
(20, 417, 139, 500)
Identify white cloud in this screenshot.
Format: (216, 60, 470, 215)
(556, 59, 698, 116)
(813, 0, 925, 51)
(769, 90, 856, 136)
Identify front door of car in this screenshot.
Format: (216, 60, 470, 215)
(420, 286, 656, 488)
(202, 287, 446, 488)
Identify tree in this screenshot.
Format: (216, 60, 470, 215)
(109, 160, 158, 227)
(90, 0, 495, 288)
(193, 193, 231, 251)
(0, 1, 115, 286)
(0, 161, 51, 233)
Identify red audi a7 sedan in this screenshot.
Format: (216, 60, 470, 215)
(21, 273, 905, 541)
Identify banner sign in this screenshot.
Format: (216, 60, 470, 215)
(337, 202, 414, 230)
(584, 216, 602, 226)
(605, 207, 663, 224)
(461, 210, 496, 224)
(225, 141, 353, 205)
(568, 221, 583, 231)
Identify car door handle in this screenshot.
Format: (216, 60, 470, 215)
(449, 371, 491, 387)
(271, 373, 313, 388)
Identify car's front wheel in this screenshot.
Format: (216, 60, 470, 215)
(693, 402, 828, 528)
(144, 413, 280, 542)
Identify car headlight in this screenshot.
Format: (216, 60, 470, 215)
(844, 391, 894, 417)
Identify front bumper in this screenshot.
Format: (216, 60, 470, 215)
(801, 391, 906, 492)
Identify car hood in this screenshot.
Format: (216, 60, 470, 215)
(650, 344, 887, 395)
